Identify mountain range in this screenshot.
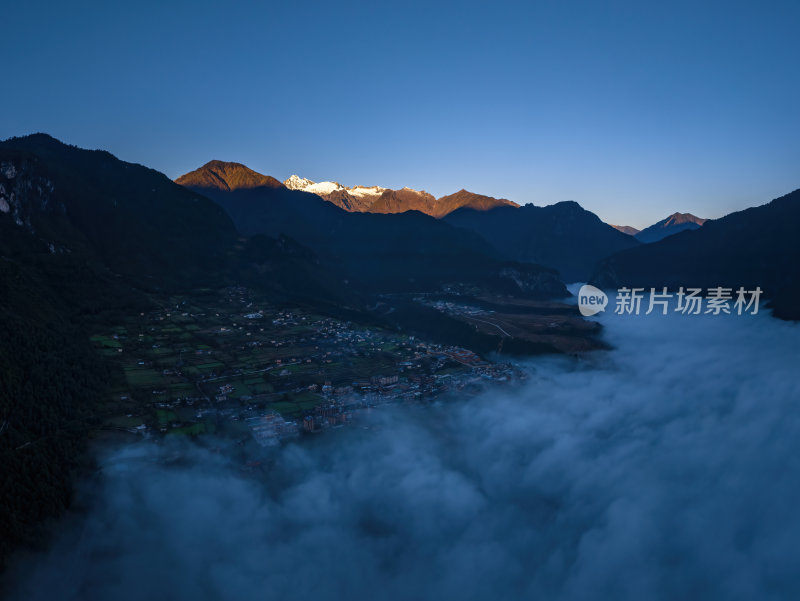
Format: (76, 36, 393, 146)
(283, 175, 388, 212)
(592, 190, 800, 319)
(4, 142, 786, 311)
(281, 173, 519, 217)
(0, 138, 346, 307)
(178, 162, 642, 283)
(444, 202, 642, 282)
(179, 164, 713, 281)
(177, 161, 566, 297)
(3, 132, 798, 573)
(238, 168, 709, 247)
(1, 133, 799, 567)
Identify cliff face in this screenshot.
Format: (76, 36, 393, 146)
(0, 157, 62, 234)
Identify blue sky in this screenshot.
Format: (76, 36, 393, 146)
(2, 0, 798, 228)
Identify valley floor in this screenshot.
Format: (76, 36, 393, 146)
(88, 286, 531, 447)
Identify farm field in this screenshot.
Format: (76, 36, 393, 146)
(88, 287, 487, 440)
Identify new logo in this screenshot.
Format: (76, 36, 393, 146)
(578, 284, 608, 316)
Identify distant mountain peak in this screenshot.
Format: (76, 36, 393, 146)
(553, 200, 583, 210)
(664, 212, 707, 226)
(6, 132, 62, 146)
(635, 212, 706, 243)
(284, 177, 348, 197)
(434, 189, 519, 218)
(444, 198, 640, 281)
(593, 189, 800, 320)
(610, 224, 641, 236)
(282, 175, 387, 212)
(284, 174, 315, 190)
(348, 184, 387, 198)
(176, 161, 283, 191)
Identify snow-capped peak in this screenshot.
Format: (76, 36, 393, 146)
(348, 185, 387, 198)
(284, 175, 386, 198)
(284, 174, 315, 190)
(305, 181, 345, 195)
(283, 175, 343, 195)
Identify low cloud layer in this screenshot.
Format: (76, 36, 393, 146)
(4, 311, 800, 600)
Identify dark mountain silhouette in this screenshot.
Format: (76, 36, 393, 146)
(635, 212, 706, 243)
(444, 201, 641, 282)
(611, 224, 640, 236)
(0, 135, 352, 564)
(592, 189, 800, 319)
(0, 135, 236, 292)
(0, 137, 339, 302)
(0, 248, 112, 566)
(178, 165, 567, 298)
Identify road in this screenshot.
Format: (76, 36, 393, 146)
(461, 314, 512, 337)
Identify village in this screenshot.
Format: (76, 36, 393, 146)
(91, 286, 526, 447)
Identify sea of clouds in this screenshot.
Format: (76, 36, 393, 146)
(4, 309, 800, 601)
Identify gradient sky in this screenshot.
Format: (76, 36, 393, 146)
(2, 0, 798, 228)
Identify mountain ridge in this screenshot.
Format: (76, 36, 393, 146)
(177, 164, 568, 299)
(592, 190, 800, 319)
(176, 166, 519, 217)
(176, 161, 638, 282)
(282, 173, 518, 217)
(610, 224, 640, 236)
(0, 133, 352, 567)
(635, 212, 706, 243)
(444, 200, 641, 282)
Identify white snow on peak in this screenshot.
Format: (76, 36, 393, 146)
(284, 175, 342, 195)
(284, 174, 314, 191)
(304, 181, 345, 195)
(284, 174, 386, 198)
(348, 185, 386, 198)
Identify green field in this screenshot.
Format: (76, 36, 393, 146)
(168, 422, 215, 436)
(124, 367, 165, 387)
(156, 409, 178, 427)
(91, 334, 122, 348)
(85, 287, 467, 435)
